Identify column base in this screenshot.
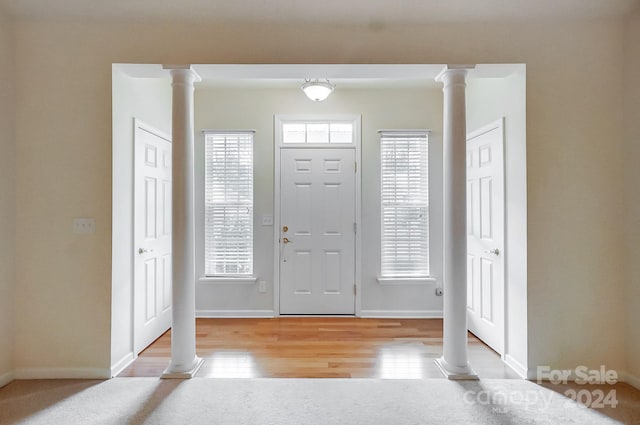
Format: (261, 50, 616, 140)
(161, 356, 204, 379)
(435, 356, 479, 380)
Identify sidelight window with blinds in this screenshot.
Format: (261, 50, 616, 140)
(204, 131, 254, 276)
(380, 130, 430, 277)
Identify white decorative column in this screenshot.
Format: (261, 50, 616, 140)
(434, 65, 478, 380)
(162, 66, 204, 379)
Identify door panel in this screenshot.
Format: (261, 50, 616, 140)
(134, 122, 172, 355)
(161, 254, 172, 311)
(280, 148, 356, 314)
(480, 258, 494, 322)
(144, 258, 157, 322)
(466, 122, 505, 355)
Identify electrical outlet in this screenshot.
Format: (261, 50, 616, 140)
(258, 280, 267, 293)
(73, 218, 96, 234)
(435, 287, 443, 296)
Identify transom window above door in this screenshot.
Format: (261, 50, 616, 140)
(278, 116, 359, 147)
(282, 122, 353, 144)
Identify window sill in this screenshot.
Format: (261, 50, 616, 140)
(199, 276, 258, 285)
(376, 277, 437, 285)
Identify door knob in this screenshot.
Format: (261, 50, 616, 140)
(138, 248, 154, 255)
(282, 237, 292, 244)
(485, 248, 500, 256)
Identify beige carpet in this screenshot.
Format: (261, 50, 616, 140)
(0, 378, 638, 424)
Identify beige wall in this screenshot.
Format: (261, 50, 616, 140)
(193, 85, 445, 315)
(12, 18, 628, 376)
(111, 70, 171, 374)
(624, 13, 640, 383)
(0, 8, 16, 385)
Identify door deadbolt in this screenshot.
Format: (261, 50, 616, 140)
(283, 226, 288, 232)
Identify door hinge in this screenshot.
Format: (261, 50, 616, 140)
(354, 162, 358, 173)
(353, 222, 357, 233)
(354, 284, 357, 295)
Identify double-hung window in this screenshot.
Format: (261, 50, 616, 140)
(204, 131, 254, 276)
(380, 130, 430, 277)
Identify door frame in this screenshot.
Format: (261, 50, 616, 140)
(466, 117, 507, 357)
(133, 118, 173, 355)
(273, 114, 362, 316)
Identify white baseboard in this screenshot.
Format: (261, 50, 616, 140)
(0, 370, 15, 388)
(621, 371, 640, 390)
(110, 352, 135, 377)
(14, 367, 111, 380)
(197, 309, 441, 319)
(504, 354, 527, 378)
(196, 309, 275, 318)
(359, 310, 443, 319)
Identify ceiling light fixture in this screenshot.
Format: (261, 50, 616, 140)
(301, 78, 335, 101)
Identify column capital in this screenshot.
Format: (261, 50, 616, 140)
(435, 65, 476, 84)
(163, 65, 202, 83)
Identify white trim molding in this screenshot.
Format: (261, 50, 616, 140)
(504, 354, 528, 379)
(360, 310, 443, 319)
(14, 367, 111, 380)
(0, 370, 15, 388)
(196, 309, 275, 318)
(621, 371, 640, 390)
(110, 352, 136, 378)
(198, 276, 258, 284)
(201, 129, 256, 134)
(376, 277, 437, 285)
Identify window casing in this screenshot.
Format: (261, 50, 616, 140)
(380, 131, 429, 277)
(204, 131, 254, 276)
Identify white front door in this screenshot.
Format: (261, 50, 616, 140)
(279, 148, 356, 315)
(466, 120, 505, 354)
(134, 120, 172, 354)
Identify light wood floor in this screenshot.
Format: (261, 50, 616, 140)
(119, 318, 520, 379)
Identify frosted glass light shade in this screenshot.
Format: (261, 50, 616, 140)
(301, 79, 335, 101)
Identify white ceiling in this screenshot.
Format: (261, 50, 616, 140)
(1, 0, 638, 23)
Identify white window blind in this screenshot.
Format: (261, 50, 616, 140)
(204, 131, 254, 276)
(380, 131, 429, 277)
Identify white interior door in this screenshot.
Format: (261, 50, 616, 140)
(134, 120, 172, 354)
(279, 148, 356, 314)
(466, 120, 505, 354)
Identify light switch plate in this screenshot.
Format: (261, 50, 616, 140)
(258, 280, 267, 293)
(262, 214, 274, 226)
(73, 218, 96, 234)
